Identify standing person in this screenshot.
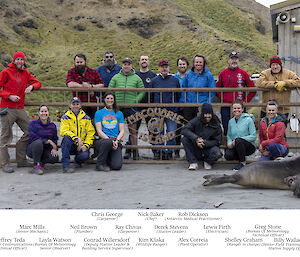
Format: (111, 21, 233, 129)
(216, 51, 256, 135)
(225, 100, 256, 171)
(182, 54, 216, 121)
(259, 101, 288, 161)
(0, 51, 42, 173)
(60, 97, 95, 173)
(94, 92, 124, 171)
(256, 56, 300, 117)
(150, 60, 180, 160)
(181, 103, 222, 170)
(66, 53, 104, 119)
(123, 55, 157, 159)
(108, 58, 144, 160)
(26, 105, 59, 175)
(96, 50, 122, 88)
(173, 56, 189, 159)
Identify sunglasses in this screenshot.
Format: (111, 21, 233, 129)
(105, 56, 114, 58)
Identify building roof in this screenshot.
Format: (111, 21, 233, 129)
(270, 0, 300, 42)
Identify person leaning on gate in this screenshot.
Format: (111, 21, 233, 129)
(181, 54, 216, 122)
(96, 50, 122, 88)
(173, 55, 189, 159)
(181, 103, 223, 171)
(108, 57, 144, 160)
(0, 51, 42, 173)
(256, 56, 300, 119)
(60, 97, 95, 173)
(216, 51, 256, 135)
(66, 53, 104, 119)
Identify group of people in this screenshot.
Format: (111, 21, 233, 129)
(1, 50, 300, 174)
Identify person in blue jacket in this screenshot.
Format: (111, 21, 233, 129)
(225, 99, 256, 171)
(96, 50, 121, 88)
(182, 54, 216, 121)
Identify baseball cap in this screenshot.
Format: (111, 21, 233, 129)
(229, 51, 239, 58)
(158, 60, 169, 66)
(122, 57, 132, 64)
(70, 97, 81, 104)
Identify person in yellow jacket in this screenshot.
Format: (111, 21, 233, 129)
(256, 56, 300, 117)
(60, 97, 95, 173)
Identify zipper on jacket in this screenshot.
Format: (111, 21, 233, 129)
(16, 70, 20, 109)
(124, 75, 128, 103)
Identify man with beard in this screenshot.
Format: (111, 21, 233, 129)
(181, 103, 222, 170)
(0, 51, 42, 173)
(173, 56, 189, 159)
(256, 56, 300, 119)
(96, 50, 122, 88)
(123, 55, 157, 159)
(66, 53, 104, 118)
(216, 51, 256, 135)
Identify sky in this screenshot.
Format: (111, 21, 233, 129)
(255, 0, 286, 7)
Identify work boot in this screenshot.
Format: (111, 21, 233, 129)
(2, 165, 14, 173)
(124, 149, 131, 159)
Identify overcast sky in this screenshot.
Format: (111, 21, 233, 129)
(255, 0, 286, 7)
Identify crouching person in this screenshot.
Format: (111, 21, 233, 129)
(181, 103, 222, 170)
(94, 92, 124, 171)
(60, 97, 95, 173)
(26, 105, 59, 175)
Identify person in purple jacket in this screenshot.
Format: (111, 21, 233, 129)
(26, 105, 59, 175)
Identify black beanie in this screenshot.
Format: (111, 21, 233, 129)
(201, 103, 213, 114)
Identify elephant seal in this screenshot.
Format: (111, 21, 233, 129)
(203, 155, 300, 189)
(284, 175, 300, 197)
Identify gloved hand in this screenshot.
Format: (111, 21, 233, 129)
(274, 81, 287, 92)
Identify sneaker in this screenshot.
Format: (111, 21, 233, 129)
(32, 164, 43, 175)
(204, 161, 212, 170)
(17, 161, 33, 168)
(275, 156, 284, 160)
(233, 163, 244, 171)
(188, 163, 198, 170)
(95, 165, 110, 172)
(63, 167, 75, 173)
(2, 165, 14, 173)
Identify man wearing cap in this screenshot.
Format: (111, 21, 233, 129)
(256, 56, 300, 117)
(108, 57, 144, 160)
(150, 60, 180, 160)
(181, 103, 222, 170)
(60, 97, 95, 173)
(66, 53, 104, 119)
(0, 51, 42, 173)
(216, 51, 256, 135)
(96, 50, 122, 88)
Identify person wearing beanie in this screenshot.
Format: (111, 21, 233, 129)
(181, 103, 222, 171)
(216, 51, 256, 135)
(256, 56, 300, 117)
(0, 51, 42, 173)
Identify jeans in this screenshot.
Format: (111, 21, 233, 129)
(259, 142, 288, 161)
(153, 118, 177, 154)
(61, 136, 90, 168)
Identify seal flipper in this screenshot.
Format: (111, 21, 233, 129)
(203, 174, 240, 186)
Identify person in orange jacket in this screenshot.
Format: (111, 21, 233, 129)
(0, 51, 42, 173)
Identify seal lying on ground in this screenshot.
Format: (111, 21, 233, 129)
(203, 155, 300, 190)
(284, 175, 300, 197)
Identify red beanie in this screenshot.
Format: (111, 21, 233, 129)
(13, 51, 26, 62)
(270, 56, 282, 67)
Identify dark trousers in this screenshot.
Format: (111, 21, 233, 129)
(182, 136, 222, 165)
(224, 138, 256, 162)
(95, 139, 122, 170)
(183, 107, 199, 122)
(27, 139, 59, 164)
(221, 106, 231, 136)
(61, 136, 90, 168)
(259, 142, 289, 161)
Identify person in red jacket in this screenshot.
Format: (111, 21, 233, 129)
(0, 51, 42, 173)
(216, 51, 256, 135)
(259, 100, 288, 161)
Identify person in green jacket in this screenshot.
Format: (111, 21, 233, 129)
(225, 99, 256, 171)
(109, 58, 144, 159)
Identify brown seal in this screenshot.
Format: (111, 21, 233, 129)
(203, 155, 300, 190)
(284, 175, 300, 197)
